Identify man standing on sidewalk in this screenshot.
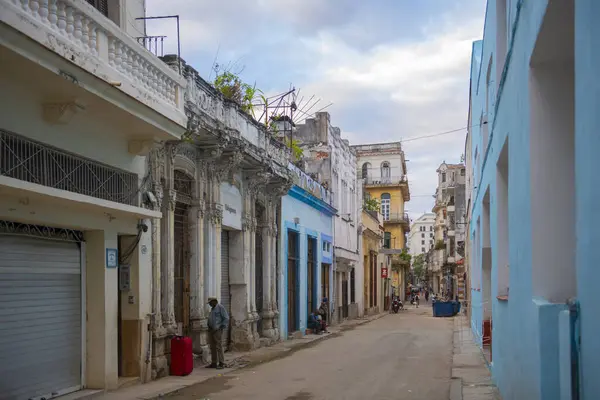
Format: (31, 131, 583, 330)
(206, 297, 229, 370)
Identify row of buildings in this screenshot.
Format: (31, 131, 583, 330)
(462, 0, 600, 399)
(407, 162, 467, 300)
(0, 1, 412, 398)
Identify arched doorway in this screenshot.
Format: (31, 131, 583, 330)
(173, 169, 193, 335)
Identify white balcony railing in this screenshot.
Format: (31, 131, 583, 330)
(1, 0, 186, 130)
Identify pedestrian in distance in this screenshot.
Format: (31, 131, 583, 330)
(425, 290, 430, 303)
(412, 292, 420, 308)
(308, 309, 323, 334)
(206, 297, 229, 370)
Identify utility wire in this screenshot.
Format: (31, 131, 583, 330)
(401, 122, 485, 143)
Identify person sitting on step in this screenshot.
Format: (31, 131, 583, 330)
(308, 309, 323, 334)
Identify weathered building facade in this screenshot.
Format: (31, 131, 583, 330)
(431, 163, 466, 297)
(354, 142, 411, 304)
(361, 209, 386, 315)
(279, 163, 335, 339)
(295, 112, 362, 322)
(150, 60, 293, 377)
(0, 0, 187, 397)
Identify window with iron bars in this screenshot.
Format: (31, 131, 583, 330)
(0, 129, 140, 206)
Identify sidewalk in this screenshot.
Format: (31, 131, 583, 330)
(450, 314, 502, 400)
(68, 312, 388, 400)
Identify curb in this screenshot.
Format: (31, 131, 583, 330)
(146, 313, 388, 399)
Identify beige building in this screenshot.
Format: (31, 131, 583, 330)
(431, 162, 466, 296)
(361, 209, 387, 314)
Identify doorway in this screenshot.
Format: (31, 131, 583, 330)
(341, 272, 349, 319)
(287, 230, 299, 334)
(307, 237, 316, 314)
(321, 263, 330, 322)
(173, 170, 193, 336)
(174, 200, 190, 335)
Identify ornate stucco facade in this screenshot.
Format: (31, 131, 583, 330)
(149, 59, 293, 377)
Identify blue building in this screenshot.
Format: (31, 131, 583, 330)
(279, 163, 336, 340)
(467, 1, 600, 399)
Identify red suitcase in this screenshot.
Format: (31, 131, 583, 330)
(170, 336, 193, 376)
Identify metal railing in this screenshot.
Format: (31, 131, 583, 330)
(0, 129, 140, 206)
(383, 212, 410, 224)
(362, 175, 407, 186)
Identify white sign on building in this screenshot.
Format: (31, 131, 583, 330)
(221, 182, 242, 230)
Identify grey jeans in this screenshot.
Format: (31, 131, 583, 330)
(209, 328, 224, 365)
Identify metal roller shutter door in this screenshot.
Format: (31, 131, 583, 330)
(220, 231, 230, 350)
(0, 235, 82, 400)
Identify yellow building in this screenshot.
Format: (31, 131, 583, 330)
(361, 209, 386, 314)
(353, 142, 411, 301)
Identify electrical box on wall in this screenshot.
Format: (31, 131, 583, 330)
(119, 264, 131, 291)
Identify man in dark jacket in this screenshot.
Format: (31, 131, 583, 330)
(206, 297, 229, 369)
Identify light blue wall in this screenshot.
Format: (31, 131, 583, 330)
(575, 1, 600, 397)
(467, 1, 584, 399)
(278, 187, 334, 340)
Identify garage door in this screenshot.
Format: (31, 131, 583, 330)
(220, 230, 230, 350)
(0, 235, 82, 400)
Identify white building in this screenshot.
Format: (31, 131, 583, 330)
(408, 213, 436, 256)
(0, 1, 294, 397)
(295, 112, 363, 322)
(0, 0, 185, 397)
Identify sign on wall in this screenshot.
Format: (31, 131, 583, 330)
(106, 248, 118, 268)
(381, 267, 388, 278)
(220, 182, 242, 230)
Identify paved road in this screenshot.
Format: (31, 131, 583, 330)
(167, 307, 454, 400)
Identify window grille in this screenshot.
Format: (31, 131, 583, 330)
(0, 129, 139, 206)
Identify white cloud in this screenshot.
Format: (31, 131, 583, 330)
(146, 0, 485, 219)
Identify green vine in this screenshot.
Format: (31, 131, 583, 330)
(363, 197, 380, 212)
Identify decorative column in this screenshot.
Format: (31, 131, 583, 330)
(149, 145, 168, 379)
(259, 197, 276, 339)
(189, 197, 208, 357)
(249, 198, 261, 344)
(160, 145, 178, 333)
(228, 191, 256, 350)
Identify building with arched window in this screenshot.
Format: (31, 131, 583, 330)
(353, 142, 410, 302)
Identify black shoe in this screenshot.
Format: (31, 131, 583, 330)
(205, 363, 217, 368)
(217, 364, 224, 369)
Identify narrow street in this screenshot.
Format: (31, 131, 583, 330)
(167, 306, 454, 400)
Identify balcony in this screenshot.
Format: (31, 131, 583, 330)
(1, 0, 187, 135)
(0, 128, 150, 209)
(384, 212, 410, 224)
(447, 255, 456, 263)
(363, 175, 408, 188)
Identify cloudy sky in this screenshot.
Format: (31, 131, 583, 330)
(145, 0, 486, 218)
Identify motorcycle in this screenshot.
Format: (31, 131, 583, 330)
(392, 297, 404, 313)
